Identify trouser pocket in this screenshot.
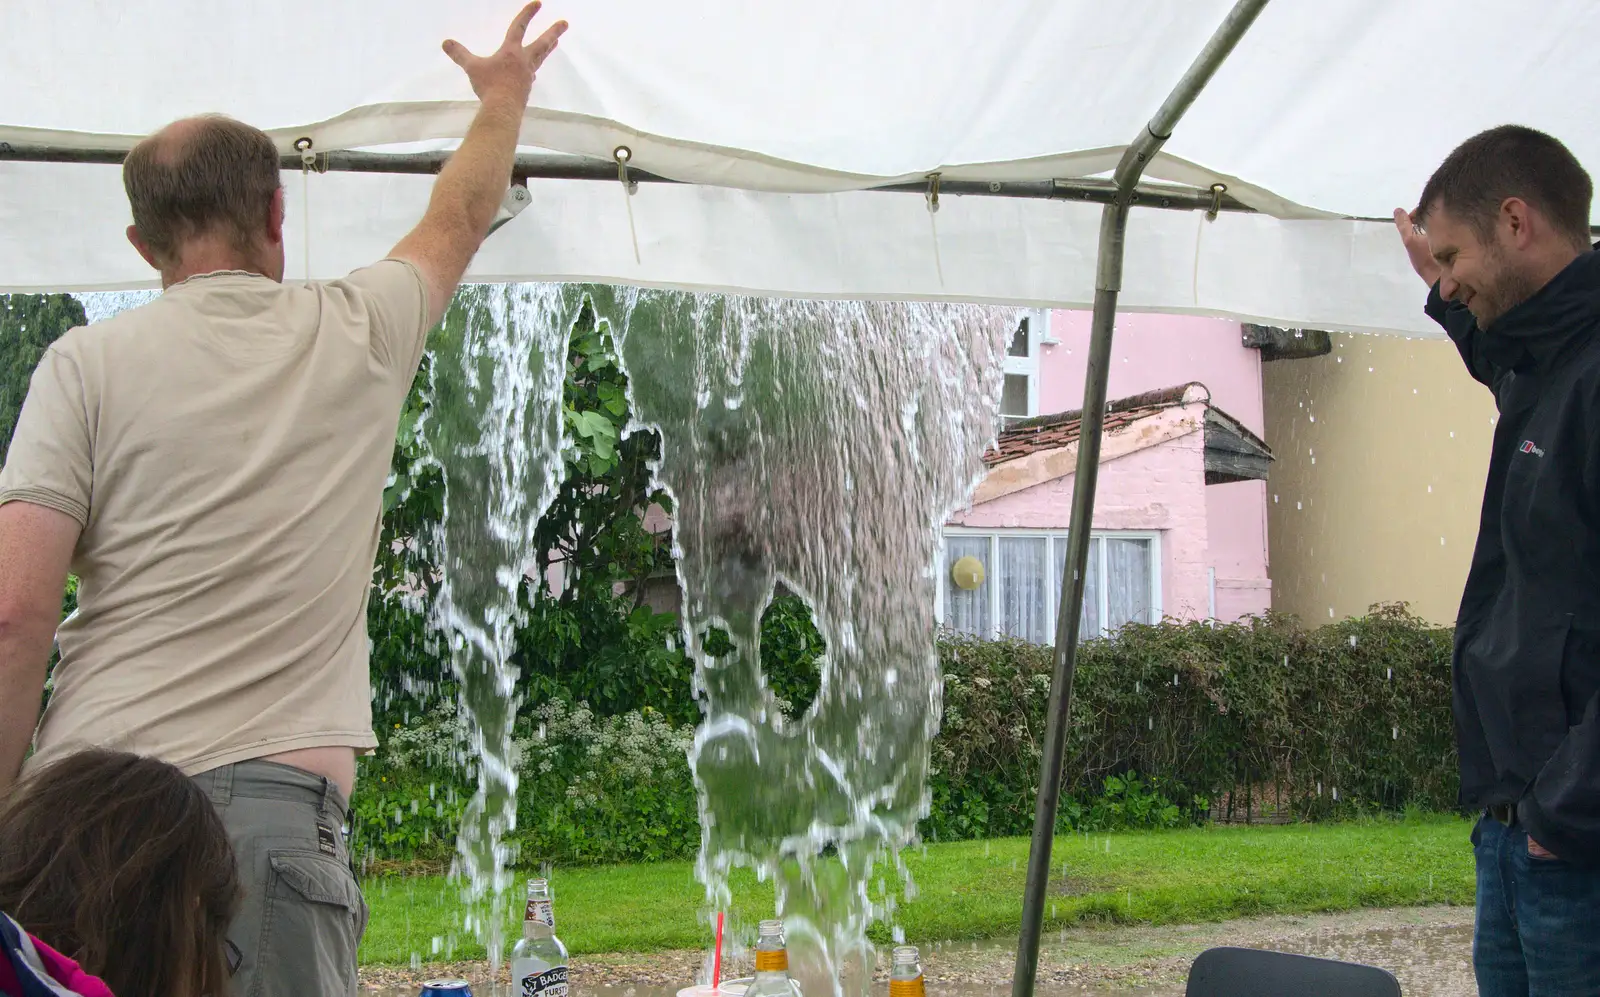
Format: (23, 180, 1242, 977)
(261, 849, 364, 997)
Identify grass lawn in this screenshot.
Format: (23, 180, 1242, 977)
(358, 815, 1475, 965)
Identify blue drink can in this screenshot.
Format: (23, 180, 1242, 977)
(420, 980, 473, 997)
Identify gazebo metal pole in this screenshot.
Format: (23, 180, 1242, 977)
(0, 142, 1259, 213)
(1009, 2, 1271, 996)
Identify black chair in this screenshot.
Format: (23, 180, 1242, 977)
(1185, 946, 1402, 997)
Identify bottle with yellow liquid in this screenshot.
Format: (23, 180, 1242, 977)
(888, 945, 925, 997)
(744, 919, 797, 997)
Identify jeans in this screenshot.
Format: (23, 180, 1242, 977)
(1474, 814, 1600, 997)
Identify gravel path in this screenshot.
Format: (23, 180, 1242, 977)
(361, 905, 1476, 996)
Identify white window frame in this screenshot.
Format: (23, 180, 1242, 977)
(1001, 310, 1046, 422)
(1033, 307, 1059, 345)
(934, 526, 1163, 643)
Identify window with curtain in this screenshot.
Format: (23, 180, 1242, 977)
(998, 536, 1050, 643)
(940, 530, 1158, 644)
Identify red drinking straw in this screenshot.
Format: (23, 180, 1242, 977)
(712, 911, 726, 990)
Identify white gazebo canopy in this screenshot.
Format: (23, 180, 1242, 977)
(3, 0, 1596, 335)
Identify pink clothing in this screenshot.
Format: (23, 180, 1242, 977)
(0, 917, 115, 997)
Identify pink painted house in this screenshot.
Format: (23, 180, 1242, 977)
(936, 310, 1274, 643)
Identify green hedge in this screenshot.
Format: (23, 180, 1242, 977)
(926, 604, 1457, 841)
(352, 605, 1458, 869)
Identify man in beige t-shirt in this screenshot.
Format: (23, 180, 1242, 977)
(0, 5, 566, 994)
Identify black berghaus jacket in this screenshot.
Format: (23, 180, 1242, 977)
(1430, 246, 1600, 866)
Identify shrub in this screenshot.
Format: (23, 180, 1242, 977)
(513, 700, 700, 865)
(925, 604, 1456, 841)
(354, 700, 700, 868)
(353, 605, 1459, 865)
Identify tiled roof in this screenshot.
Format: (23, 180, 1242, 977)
(986, 383, 1211, 467)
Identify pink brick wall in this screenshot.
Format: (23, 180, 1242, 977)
(949, 419, 1213, 620)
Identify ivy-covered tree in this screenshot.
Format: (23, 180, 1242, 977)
(1, 294, 86, 463)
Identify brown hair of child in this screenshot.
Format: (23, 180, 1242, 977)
(0, 749, 243, 997)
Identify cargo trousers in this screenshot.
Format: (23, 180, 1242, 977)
(191, 759, 368, 997)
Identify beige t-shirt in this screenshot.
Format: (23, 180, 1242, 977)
(0, 262, 430, 776)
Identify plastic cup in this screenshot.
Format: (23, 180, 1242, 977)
(676, 984, 749, 997)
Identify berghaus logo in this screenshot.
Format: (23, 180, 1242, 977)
(1520, 441, 1545, 457)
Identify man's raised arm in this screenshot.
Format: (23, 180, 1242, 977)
(0, 503, 79, 792)
(1394, 207, 1499, 390)
(391, 2, 568, 328)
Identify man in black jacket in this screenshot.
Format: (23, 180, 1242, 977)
(1396, 124, 1600, 997)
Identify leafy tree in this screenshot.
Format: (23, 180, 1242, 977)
(512, 303, 693, 721)
(367, 298, 691, 725)
(1, 294, 86, 463)
(368, 347, 451, 726)
(1, 294, 88, 720)
(368, 297, 824, 729)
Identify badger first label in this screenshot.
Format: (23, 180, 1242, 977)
(520, 966, 569, 997)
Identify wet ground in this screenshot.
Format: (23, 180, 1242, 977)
(362, 905, 1475, 995)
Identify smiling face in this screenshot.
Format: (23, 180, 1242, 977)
(1425, 201, 1544, 329)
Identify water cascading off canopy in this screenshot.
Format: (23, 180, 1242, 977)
(421, 283, 1011, 994)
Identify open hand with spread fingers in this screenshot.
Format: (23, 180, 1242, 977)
(443, 1, 568, 109)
